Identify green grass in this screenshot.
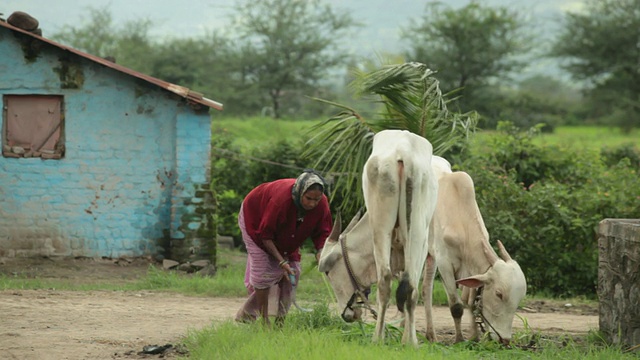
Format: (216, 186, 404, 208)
(0, 272, 144, 292)
(181, 304, 633, 360)
(0, 249, 248, 297)
(212, 116, 321, 150)
(469, 125, 639, 153)
(0, 248, 362, 302)
(1, 248, 621, 358)
(213, 118, 640, 152)
(0, 247, 588, 310)
(536, 126, 640, 148)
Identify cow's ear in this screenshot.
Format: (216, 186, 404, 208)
(456, 274, 489, 288)
(318, 250, 342, 273)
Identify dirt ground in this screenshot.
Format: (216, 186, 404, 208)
(0, 257, 599, 360)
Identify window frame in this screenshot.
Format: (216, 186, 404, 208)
(2, 94, 65, 159)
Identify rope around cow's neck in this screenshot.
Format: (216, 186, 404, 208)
(339, 234, 377, 319)
(473, 287, 505, 344)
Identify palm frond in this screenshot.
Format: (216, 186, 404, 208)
(302, 106, 374, 215)
(304, 62, 478, 216)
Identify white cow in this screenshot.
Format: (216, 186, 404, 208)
(423, 156, 527, 344)
(319, 153, 527, 345)
(318, 129, 438, 346)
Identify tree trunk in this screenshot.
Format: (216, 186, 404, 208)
(270, 89, 281, 119)
(597, 218, 640, 349)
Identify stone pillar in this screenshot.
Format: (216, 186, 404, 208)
(597, 219, 640, 349)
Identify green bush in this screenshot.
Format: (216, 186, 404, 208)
(460, 124, 640, 297)
(210, 130, 250, 246)
(211, 131, 315, 247)
(211, 120, 640, 297)
(601, 142, 640, 170)
(483, 122, 600, 188)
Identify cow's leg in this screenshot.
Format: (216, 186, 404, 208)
(400, 272, 421, 346)
(364, 157, 403, 343)
(368, 214, 394, 344)
(439, 262, 465, 342)
(372, 231, 392, 343)
(462, 287, 480, 341)
(401, 229, 429, 347)
(422, 252, 438, 342)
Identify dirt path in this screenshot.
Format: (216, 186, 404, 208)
(0, 257, 599, 359)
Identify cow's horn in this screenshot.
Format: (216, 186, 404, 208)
(328, 213, 342, 243)
(343, 209, 362, 234)
(484, 240, 499, 265)
(497, 240, 513, 262)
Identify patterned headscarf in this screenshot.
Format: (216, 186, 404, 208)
(291, 169, 328, 217)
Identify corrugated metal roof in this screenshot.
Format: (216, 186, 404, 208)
(0, 20, 223, 111)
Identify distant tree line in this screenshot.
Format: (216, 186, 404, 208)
(51, 0, 639, 130)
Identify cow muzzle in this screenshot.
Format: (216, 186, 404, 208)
(340, 292, 364, 322)
(341, 306, 362, 322)
(485, 324, 511, 346)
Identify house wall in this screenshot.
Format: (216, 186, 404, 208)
(169, 111, 216, 261)
(0, 29, 213, 259)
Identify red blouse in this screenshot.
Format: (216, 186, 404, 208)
(241, 178, 332, 262)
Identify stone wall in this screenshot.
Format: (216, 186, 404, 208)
(597, 218, 640, 349)
(166, 111, 216, 264)
(167, 182, 217, 266)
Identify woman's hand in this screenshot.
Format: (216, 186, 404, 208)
(280, 261, 295, 276)
(280, 261, 296, 285)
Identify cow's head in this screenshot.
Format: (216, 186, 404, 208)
(457, 240, 527, 344)
(318, 211, 376, 322)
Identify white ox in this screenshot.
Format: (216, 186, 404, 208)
(318, 129, 438, 346)
(423, 156, 527, 344)
(319, 154, 527, 345)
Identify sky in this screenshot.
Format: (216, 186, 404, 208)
(2, 0, 586, 77)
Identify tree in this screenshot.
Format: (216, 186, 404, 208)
(52, 6, 155, 74)
(230, 0, 357, 119)
(550, 0, 640, 131)
(478, 75, 584, 130)
(304, 62, 477, 215)
(401, 1, 532, 115)
(51, 7, 254, 115)
(53, 7, 118, 57)
(147, 34, 257, 116)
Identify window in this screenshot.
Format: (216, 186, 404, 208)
(2, 95, 65, 159)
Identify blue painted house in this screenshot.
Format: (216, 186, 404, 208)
(0, 20, 222, 262)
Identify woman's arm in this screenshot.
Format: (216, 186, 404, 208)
(262, 239, 295, 275)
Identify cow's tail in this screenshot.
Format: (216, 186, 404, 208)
(395, 158, 413, 313)
(396, 272, 413, 312)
